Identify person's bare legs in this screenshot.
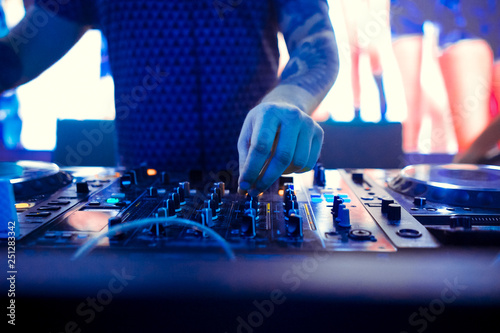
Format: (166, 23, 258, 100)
(392, 35, 423, 152)
(454, 60, 500, 163)
(440, 39, 493, 154)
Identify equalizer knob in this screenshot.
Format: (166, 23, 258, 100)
(160, 171, 170, 185)
(284, 199, 298, 219)
(76, 181, 90, 194)
(179, 181, 190, 197)
(413, 197, 427, 207)
(211, 193, 221, 211)
(204, 199, 218, 220)
(148, 186, 158, 197)
(335, 204, 346, 223)
(287, 214, 303, 238)
(314, 163, 326, 187)
(381, 198, 395, 214)
(200, 208, 214, 228)
(157, 207, 167, 218)
(170, 193, 181, 212)
(449, 216, 472, 230)
(387, 203, 401, 222)
(120, 175, 132, 190)
(175, 187, 185, 205)
(214, 182, 225, 197)
(212, 187, 222, 205)
(351, 172, 364, 184)
(164, 199, 176, 217)
(240, 213, 256, 237)
(108, 216, 124, 238)
(283, 188, 294, 204)
(331, 195, 343, 218)
(336, 207, 351, 228)
(108, 216, 122, 227)
(245, 195, 259, 212)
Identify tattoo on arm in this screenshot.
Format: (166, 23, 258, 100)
(278, 1, 339, 99)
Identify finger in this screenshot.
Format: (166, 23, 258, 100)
(253, 123, 300, 194)
(298, 126, 323, 173)
(237, 119, 253, 190)
(282, 123, 314, 174)
(239, 114, 280, 192)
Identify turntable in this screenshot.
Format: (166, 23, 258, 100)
(361, 164, 500, 245)
(0, 160, 73, 199)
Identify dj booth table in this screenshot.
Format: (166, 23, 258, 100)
(2, 161, 500, 332)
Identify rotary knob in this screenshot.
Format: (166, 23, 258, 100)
(287, 214, 303, 238)
(214, 182, 225, 197)
(387, 203, 401, 222)
(331, 195, 343, 218)
(156, 207, 167, 218)
(148, 186, 158, 197)
(108, 216, 122, 227)
(314, 163, 326, 187)
(163, 199, 176, 217)
(336, 206, 351, 228)
(175, 187, 185, 205)
(204, 199, 218, 220)
(240, 213, 256, 237)
(449, 216, 472, 230)
(413, 197, 427, 207)
(170, 193, 181, 212)
(179, 181, 190, 197)
(381, 198, 395, 214)
(212, 187, 222, 205)
(200, 208, 214, 228)
(351, 172, 364, 184)
(76, 181, 90, 194)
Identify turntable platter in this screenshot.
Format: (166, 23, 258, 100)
(388, 164, 500, 208)
(0, 161, 73, 199)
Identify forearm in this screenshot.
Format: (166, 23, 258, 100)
(0, 5, 87, 92)
(0, 41, 23, 92)
(263, 3, 339, 115)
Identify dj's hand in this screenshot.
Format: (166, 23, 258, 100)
(237, 102, 324, 196)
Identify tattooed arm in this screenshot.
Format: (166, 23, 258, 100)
(0, 5, 87, 92)
(238, 0, 339, 196)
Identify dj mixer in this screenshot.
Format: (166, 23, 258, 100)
(1, 161, 500, 332)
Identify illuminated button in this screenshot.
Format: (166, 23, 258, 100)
(106, 198, 120, 204)
(110, 193, 126, 199)
(147, 168, 157, 176)
(44, 232, 57, 238)
(15, 203, 31, 210)
(338, 193, 349, 198)
(311, 197, 323, 203)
